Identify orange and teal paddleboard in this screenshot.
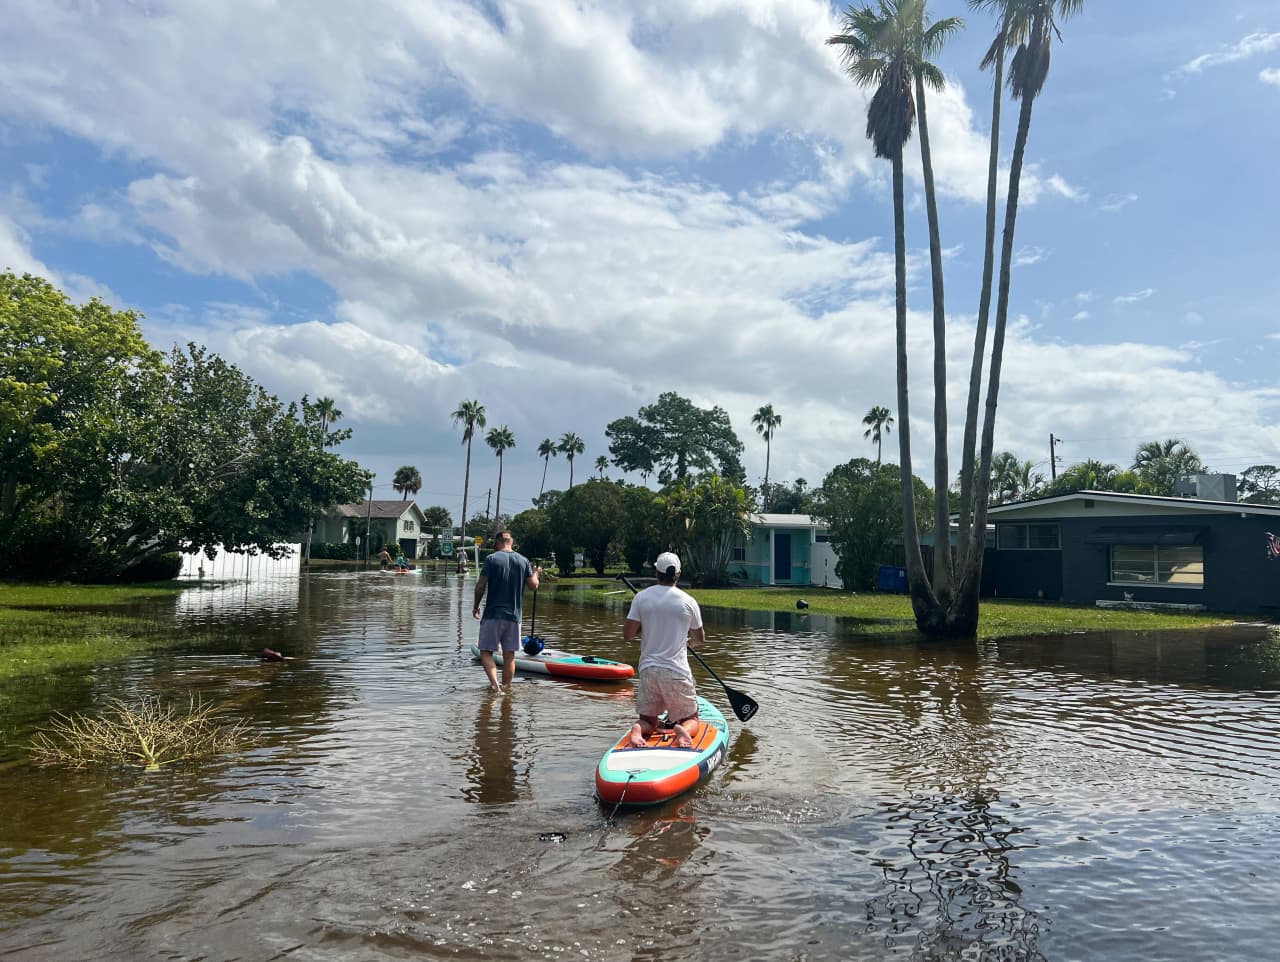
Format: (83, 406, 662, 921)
(595, 696, 728, 807)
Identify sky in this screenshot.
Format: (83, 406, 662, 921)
(2, 0, 1279, 525)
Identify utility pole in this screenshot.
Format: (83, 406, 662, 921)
(1049, 434, 1060, 481)
(364, 479, 373, 568)
(485, 488, 492, 524)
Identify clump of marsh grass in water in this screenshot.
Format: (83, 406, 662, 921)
(29, 694, 256, 771)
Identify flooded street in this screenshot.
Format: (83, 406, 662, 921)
(3, 569, 1280, 960)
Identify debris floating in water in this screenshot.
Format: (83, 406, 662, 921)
(539, 832, 567, 843)
(796, 599, 809, 610)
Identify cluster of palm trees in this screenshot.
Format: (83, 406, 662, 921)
(828, 0, 1082, 637)
(451, 400, 590, 540)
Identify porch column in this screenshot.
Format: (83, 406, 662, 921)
(768, 528, 775, 586)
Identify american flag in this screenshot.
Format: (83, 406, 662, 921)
(1267, 532, 1280, 561)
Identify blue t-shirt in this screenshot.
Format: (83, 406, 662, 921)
(481, 550, 534, 622)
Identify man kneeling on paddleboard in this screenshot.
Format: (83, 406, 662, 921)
(623, 552, 704, 748)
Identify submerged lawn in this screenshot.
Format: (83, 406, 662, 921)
(0, 581, 202, 681)
(543, 579, 1237, 640)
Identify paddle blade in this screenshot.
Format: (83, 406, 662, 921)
(727, 688, 759, 722)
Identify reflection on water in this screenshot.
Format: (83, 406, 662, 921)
(3, 569, 1280, 960)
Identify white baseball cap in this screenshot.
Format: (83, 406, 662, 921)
(653, 551, 682, 574)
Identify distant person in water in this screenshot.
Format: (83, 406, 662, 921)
(623, 552, 704, 748)
(472, 530, 541, 692)
(378, 547, 393, 569)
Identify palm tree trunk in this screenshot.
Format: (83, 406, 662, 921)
(764, 439, 771, 508)
(915, 79, 952, 599)
(964, 38, 1040, 617)
(890, 152, 931, 612)
(876, 433, 882, 465)
(958, 37, 1004, 567)
(460, 439, 472, 562)
(495, 454, 504, 519)
(568, 459, 574, 488)
(539, 457, 549, 499)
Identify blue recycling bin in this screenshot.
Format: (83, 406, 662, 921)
(877, 565, 907, 593)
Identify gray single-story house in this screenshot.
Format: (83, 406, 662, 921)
(986, 483, 1280, 616)
(730, 513, 840, 586)
(312, 500, 428, 558)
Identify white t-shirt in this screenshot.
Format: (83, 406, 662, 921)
(626, 584, 703, 678)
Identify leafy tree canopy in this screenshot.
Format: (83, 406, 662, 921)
(606, 392, 744, 485)
(658, 474, 750, 586)
(1237, 465, 1280, 505)
(812, 458, 933, 591)
(547, 479, 624, 575)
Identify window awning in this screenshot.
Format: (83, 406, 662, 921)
(1084, 526, 1206, 546)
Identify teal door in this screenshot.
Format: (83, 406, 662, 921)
(774, 533, 792, 582)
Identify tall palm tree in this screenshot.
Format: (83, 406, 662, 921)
(485, 425, 515, 519)
(537, 437, 558, 499)
(558, 432, 585, 487)
(595, 455, 608, 479)
(966, 0, 1083, 605)
(392, 465, 422, 501)
(862, 406, 895, 464)
(829, 0, 960, 624)
(751, 404, 783, 507)
(451, 399, 486, 557)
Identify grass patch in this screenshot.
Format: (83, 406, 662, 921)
(0, 582, 220, 682)
(542, 579, 1236, 640)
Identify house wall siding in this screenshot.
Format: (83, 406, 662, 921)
(994, 513, 1280, 614)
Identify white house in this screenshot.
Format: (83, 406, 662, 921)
(312, 500, 429, 558)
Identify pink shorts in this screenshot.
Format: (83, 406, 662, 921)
(477, 619, 520, 653)
(636, 667, 697, 724)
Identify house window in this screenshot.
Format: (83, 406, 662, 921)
(815, 533, 830, 542)
(997, 523, 1061, 550)
(1110, 546, 1204, 588)
(732, 546, 746, 561)
(405, 520, 415, 532)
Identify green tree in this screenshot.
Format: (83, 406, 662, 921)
(595, 454, 609, 479)
(485, 425, 516, 519)
(606, 392, 745, 485)
(988, 450, 1042, 503)
(1039, 459, 1136, 497)
(419, 504, 453, 556)
(1131, 438, 1205, 496)
(548, 479, 624, 574)
(451, 399, 486, 546)
(1238, 465, 1280, 505)
(537, 437, 558, 499)
(659, 474, 751, 586)
(558, 431, 585, 488)
(812, 458, 934, 590)
(315, 396, 342, 444)
(862, 406, 895, 464)
(509, 507, 553, 563)
(392, 465, 422, 500)
(618, 484, 664, 573)
(751, 404, 782, 506)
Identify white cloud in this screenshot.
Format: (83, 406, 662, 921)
(1099, 192, 1138, 213)
(1114, 288, 1156, 305)
(1176, 31, 1280, 75)
(1014, 246, 1050, 267)
(1262, 67, 1280, 87)
(1072, 310, 1090, 322)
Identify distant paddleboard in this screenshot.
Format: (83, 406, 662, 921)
(469, 643, 635, 682)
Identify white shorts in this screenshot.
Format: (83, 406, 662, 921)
(636, 667, 697, 724)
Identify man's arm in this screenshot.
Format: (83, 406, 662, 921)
(472, 574, 488, 619)
(623, 618, 642, 641)
(687, 626, 705, 648)
(525, 564, 541, 591)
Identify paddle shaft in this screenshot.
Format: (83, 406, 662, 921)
(616, 574, 758, 722)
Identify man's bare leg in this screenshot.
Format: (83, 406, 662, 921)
(502, 652, 516, 690)
(480, 650, 502, 692)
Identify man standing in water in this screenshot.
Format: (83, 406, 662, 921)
(624, 552, 704, 748)
(472, 531, 540, 693)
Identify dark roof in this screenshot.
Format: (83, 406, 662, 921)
(332, 500, 423, 520)
(988, 489, 1280, 517)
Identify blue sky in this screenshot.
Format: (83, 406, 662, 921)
(2, 0, 1278, 522)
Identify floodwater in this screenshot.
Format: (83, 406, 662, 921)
(3, 570, 1280, 961)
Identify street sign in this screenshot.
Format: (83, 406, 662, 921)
(441, 540, 454, 557)
(474, 536, 483, 546)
